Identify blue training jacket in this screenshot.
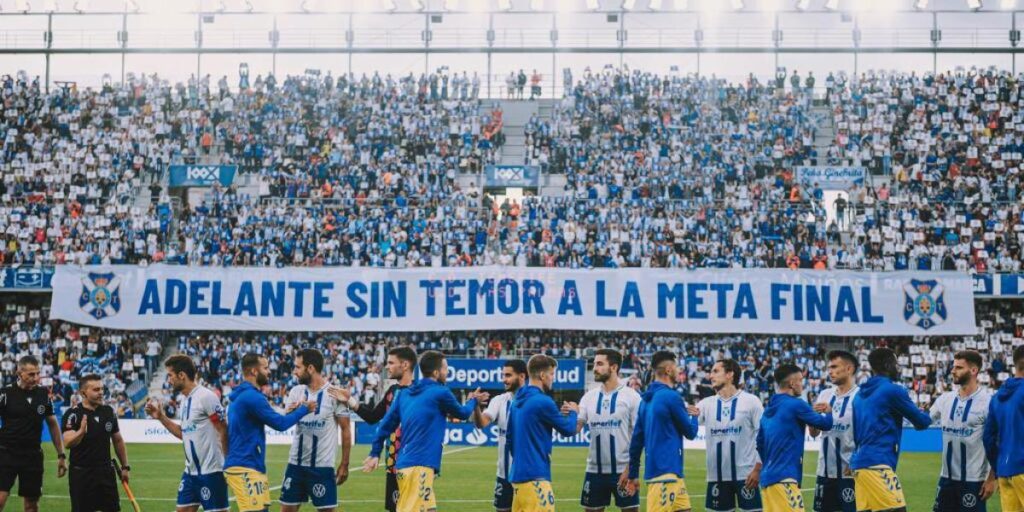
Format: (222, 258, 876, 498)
(627, 381, 699, 480)
(507, 385, 578, 483)
(225, 381, 311, 473)
(850, 376, 932, 471)
(369, 378, 477, 472)
(757, 393, 833, 487)
(984, 377, 1024, 478)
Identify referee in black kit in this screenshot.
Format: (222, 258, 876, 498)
(62, 374, 130, 512)
(0, 355, 66, 512)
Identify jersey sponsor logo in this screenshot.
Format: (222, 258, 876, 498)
(79, 272, 122, 320)
(588, 418, 623, 430)
(36, 405, 45, 415)
(297, 419, 328, 429)
(201, 486, 212, 501)
(105, 421, 113, 432)
(941, 425, 976, 437)
(709, 425, 743, 436)
(903, 279, 947, 330)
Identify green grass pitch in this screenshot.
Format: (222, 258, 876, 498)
(18, 444, 998, 511)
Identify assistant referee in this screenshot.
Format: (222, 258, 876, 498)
(0, 355, 66, 512)
(61, 374, 130, 512)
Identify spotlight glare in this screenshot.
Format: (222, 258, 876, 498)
(824, 0, 839, 9)
(410, 0, 425, 10)
(382, 0, 397, 10)
(730, 0, 743, 9)
(498, 0, 512, 9)
(444, 0, 458, 10)
(622, 0, 636, 8)
(586, 0, 600, 8)
(1001, 0, 1015, 8)
(966, 0, 982, 8)
(795, 0, 810, 9)
(649, 0, 662, 8)
(914, 0, 928, 8)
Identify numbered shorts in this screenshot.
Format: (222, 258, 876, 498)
(280, 464, 337, 509)
(813, 476, 855, 512)
(494, 476, 514, 510)
(853, 466, 906, 512)
(396, 465, 437, 512)
(225, 466, 271, 512)
(512, 480, 556, 512)
(998, 474, 1024, 512)
(646, 474, 691, 512)
(177, 472, 229, 512)
(707, 480, 762, 512)
(763, 479, 805, 512)
(581, 472, 640, 509)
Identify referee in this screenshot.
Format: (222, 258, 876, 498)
(61, 374, 130, 512)
(0, 355, 66, 512)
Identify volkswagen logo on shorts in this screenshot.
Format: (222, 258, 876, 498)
(201, 487, 211, 501)
(963, 493, 977, 508)
(312, 484, 327, 498)
(842, 488, 855, 503)
(740, 486, 756, 500)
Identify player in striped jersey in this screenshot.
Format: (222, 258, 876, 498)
(689, 359, 763, 512)
(809, 350, 859, 512)
(472, 359, 527, 512)
(928, 350, 996, 512)
(145, 354, 229, 512)
(280, 348, 353, 512)
(574, 349, 642, 512)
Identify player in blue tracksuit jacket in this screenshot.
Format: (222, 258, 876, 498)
(850, 348, 932, 512)
(506, 355, 578, 512)
(367, 351, 481, 512)
(225, 354, 315, 512)
(983, 345, 1024, 512)
(624, 351, 699, 512)
(757, 364, 833, 512)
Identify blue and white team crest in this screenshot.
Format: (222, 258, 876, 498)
(902, 279, 947, 330)
(79, 272, 122, 320)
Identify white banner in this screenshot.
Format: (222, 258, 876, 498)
(795, 166, 865, 188)
(50, 265, 976, 335)
(116, 419, 354, 445)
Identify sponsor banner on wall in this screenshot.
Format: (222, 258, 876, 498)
(485, 165, 540, 188)
(50, 266, 976, 335)
(973, 273, 1024, 297)
(795, 166, 865, 188)
(421, 358, 585, 390)
(0, 266, 54, 291)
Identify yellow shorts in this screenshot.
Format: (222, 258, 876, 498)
(645, 473, 691, 512)
(853, 465, 906, 512)
(762, 480, 805, 512)
(224, 466, 271, 512)
(512, 480, 556, 512)
(396, 466, 437, 512)
(999, 474, 1024, 512)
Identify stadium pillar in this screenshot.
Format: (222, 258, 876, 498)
(487, 13, 494, 98)
(44, 12, 52, 93)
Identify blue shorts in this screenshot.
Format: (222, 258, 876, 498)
(177, 472, 229, 512)
(706, 480, 762, 512)
(933, 478, 985, 512)
(279, 464, 337, 509)
(581, 472, 640, 509)
(814, 476, 856, 512)
(494, 476, 513, 510)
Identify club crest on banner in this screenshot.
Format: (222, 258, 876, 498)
(903, 279, 947, 330)
(79, 272, 122, 320)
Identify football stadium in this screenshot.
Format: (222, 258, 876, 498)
(1, 0, 1023, 511)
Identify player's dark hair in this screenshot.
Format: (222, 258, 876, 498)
(17, 355, 38, 368)
(419, 350, 446, 378)
(717, 359, 742, 387)
(241, 353, 263, 373)
(651, 351, 677, 376)
(954, 350, 983, 370)
(504, 359, 527, 376)
(389, 346, 418, 367)
(164, 354, 197, 380)
(595, 348, 623, 372)
(527, 354, 558, 379)
(827, 350, 858, 369)
(868, 348, 899, 380)
(79, 374, 102, 389)
(773, 364, 803, 386)
(297, 348, 325, 373)
(1014, 345, 1024, 370)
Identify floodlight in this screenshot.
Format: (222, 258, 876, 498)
(530, 0, 543, 9)
(1001, 0, 1015, 8)
(410, 0, 425, 10)
(966, 0, 982, 8)
(824, 0, 839, 9)
(382, 0, 397, 10)
(444, 0, 458, 10)
(622, 0, 636, 9)
(498, 0, 513, 9)
(914, 0, 928, 8)
(673, 0, 686, 9)
(649, 0, 663, 8)
(586, 0, 600, 8)
(731, 0, 743, 9)
(795, 0, 810, 9)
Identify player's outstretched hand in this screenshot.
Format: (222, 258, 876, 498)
(144, 399, 163, 419)
(813, 402, 832, 414)
(686, 405, 700, 416)
(561, 401, 579, 414)
(327, 386, 351, 403)
(301, 400, 318, 414)
(467, 388, 490, 405)
(362, 456, 380, 473)
(336, 464, 349, 485)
